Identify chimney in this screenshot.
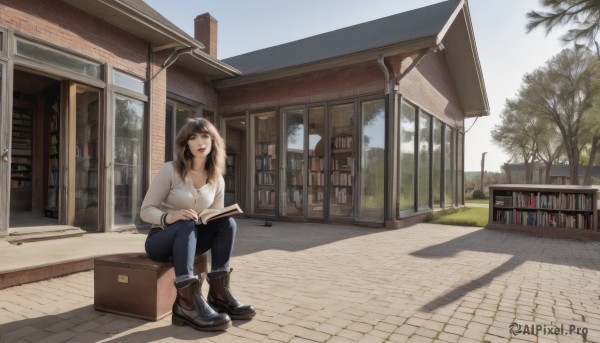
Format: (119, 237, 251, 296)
(194, 13, 218, 58)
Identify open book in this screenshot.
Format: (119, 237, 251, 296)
(197, 203, 243, 225)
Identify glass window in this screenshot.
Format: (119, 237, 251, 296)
(444, 126, 454, 207)
(360, 99, 385, 221)
(15, 37, 102, 79)
(113, 94, 145, 226)
(457, 131, 464, 205)
(165, 100, 197, 161)
(330, 103, 355, 218)
(418, 113, 431, 210)
(398, 101, 416, 214)
(222, 116, 246, 207)
(308, 106, 325, 218)
(432, 119, 442, 207)
(112, 70, 145, 94)
(74, 86, 100, 230)
(253, 111, 277, 215)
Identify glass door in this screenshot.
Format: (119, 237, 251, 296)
(308, 106, 325, 219)
(252, 110, 276, 215)
(72, 84, 101, 231)
(329, 103, 355, 218)
(281, 108, 305, 217)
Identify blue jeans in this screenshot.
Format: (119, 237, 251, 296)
(145, 217, 237, 278)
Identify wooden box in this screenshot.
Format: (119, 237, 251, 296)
(94, 252, 207, 321)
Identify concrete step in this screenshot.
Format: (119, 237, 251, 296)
(4, 226, 86, 245)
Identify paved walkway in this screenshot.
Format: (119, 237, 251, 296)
(1, 219, 600, 342)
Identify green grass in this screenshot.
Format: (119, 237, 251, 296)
(428, 207, 489, 227)
(464, 198, 489, 204)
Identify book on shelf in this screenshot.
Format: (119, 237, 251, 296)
(494, 195, 512, 207)
(196, 203, 243, 225)
(332, 136, 353, 149)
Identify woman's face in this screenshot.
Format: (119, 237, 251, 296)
(187, 131, 212, 159)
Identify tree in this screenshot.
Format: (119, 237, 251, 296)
(492, 99, 540, 184)
(526, 0, 600, 58)
(532, 115, 564, 183)
(519, 48, 599, 184)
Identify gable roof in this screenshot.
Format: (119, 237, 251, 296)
(222, 0, 460, 75)
(217, 0, 488, 117)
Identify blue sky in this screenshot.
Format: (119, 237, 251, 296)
(144, 0, 566, 172)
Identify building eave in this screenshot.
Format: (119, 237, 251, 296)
(214, 37, 438, 89)
(61, 0, 239, 78)
(438, 0, 489, 117)
(175, 50, 242, 80)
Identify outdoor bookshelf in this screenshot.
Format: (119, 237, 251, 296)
(488, 184, 600, 239)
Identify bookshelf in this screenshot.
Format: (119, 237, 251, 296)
(46, 105, 60, 218)
(255, 142, 276, 211)
(225, 154, 236, 206)
(308, 155, 325, 216)
(488, 184, 599, 238)
(285, 151, 304, 215)
(330, 135, 354, 217)
(114, 137, 139, 218)
(11, 109, 33, 211)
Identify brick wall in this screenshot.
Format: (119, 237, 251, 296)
(219, 61, 385, 113)
(167, 64, 218, 108)
(398, 50, 464, 127)
(150, 57, 168, 178)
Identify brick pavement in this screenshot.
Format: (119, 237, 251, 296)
(1, 220, 600, 342)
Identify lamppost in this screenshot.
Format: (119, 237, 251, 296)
(481, 152, 488, 192)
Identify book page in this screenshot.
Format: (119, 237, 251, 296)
(197, 204, 243, 225)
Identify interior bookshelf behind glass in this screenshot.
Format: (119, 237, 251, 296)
(255, 142, 276, 209)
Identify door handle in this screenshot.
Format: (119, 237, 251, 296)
(1, 148, 8, 162)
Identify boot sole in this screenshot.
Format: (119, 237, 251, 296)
(172, 314, 232, 331)
(208, 303, 256, 320)
(228, 312, 256, 320)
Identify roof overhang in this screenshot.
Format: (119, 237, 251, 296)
(62, 0, 201, 51)
(61, 0, 240, 78)
(213, 36, 437, 89)
(175, 50, 241, 80)
(437, 0, 489, 117)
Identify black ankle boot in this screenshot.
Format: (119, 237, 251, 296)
(207, 268, 256, 320)
(172, 273, 231, 331)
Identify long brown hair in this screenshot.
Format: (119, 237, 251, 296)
(174, 118, 226, 183)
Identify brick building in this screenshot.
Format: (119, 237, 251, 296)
(0, 0, 488, 236)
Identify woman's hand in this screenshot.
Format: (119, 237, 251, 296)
(166, 209, 198, 224)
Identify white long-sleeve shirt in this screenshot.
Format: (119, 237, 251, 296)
(140, 161, 224, 226)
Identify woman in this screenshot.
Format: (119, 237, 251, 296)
(140, 118, 255, 332)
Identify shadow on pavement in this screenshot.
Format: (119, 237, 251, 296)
(410, 228, 600, 312)
(231, 218, 385, 257)
(0, 304, 240, 342)
(0, 306, 146, 342)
